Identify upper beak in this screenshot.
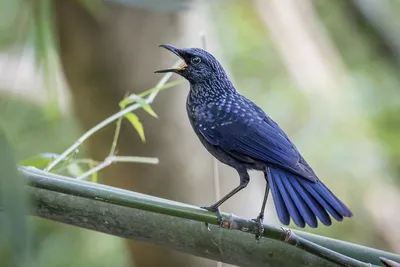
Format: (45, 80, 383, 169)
(154, 44, 187, 73)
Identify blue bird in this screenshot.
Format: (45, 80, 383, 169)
(155, 44, 353, 239)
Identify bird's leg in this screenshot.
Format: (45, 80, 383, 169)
(252, 169, 270, 240)
(201, 170, 250, 226)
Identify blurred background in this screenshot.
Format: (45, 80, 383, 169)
(1, 0, 400, 266)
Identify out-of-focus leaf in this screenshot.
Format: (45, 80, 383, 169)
(0, 128, 30, 267)
(119, 94, 158, 118)
(104, 0, 191, 11)
(124, 113, 145, 142)
(33, 0, 59, 112)
(79, 0, 107, 21)
(0, 0, 29, 49)
(66, 163, 85, 178)
(19, 153, 60, 169)
(33, 0, 53, 67)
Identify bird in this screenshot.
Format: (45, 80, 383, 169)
(155, 44, 353, 239)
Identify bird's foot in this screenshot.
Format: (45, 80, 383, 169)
(251, 214, 265, 241)
(201, 205, 223, 228)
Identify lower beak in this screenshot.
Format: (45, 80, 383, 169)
(155, 44, 187, 73)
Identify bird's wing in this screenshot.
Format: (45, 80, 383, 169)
(199, 113, 317, 181)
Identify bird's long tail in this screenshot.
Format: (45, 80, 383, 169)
(265, 167, 353, 228)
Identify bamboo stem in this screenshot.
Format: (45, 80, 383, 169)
(21, 166, 400, 267)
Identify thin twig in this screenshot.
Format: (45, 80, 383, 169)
(76, 156, 159, 180)
(44, 59, 183, 172)
(51, 158, 101, 175)
(76, 158, 112, 180)
(109, 115, 123, 157)
(109, 156, 159, 164)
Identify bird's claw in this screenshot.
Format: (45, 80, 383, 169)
(251, 214, 265, 241)
(201, 205, 223, 227)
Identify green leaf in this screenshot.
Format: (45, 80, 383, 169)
(138, 80, 182, 98)
(119, 80, 181, 117)
(120, 94, 158, 118)
(119, 97, 134, 109)
(124, 112, 145, 142)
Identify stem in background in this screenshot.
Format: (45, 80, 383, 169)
(109, 116, 122, 157)
(44, 58, 183, 172)
(21, 166, 392, 267)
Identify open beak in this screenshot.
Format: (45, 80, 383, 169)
(154, 44, 187, 73)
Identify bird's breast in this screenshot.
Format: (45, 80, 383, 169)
(186, 92, 263, 128)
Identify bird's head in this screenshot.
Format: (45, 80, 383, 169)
(155, 44, 228, 84)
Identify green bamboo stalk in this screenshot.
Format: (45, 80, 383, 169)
(20, 166, 400, 266)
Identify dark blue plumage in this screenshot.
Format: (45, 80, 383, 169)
(155, 44, 353, 239)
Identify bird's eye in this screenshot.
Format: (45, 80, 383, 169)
(191, 57, 201, 65)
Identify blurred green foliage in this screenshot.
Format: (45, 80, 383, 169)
(0, 128, 30, 267)
(0, 98, 78, 161)
(0, 98, 132, 267)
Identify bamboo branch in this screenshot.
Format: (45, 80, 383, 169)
(20, 166, 400, 267)
(380, 257, 400, 267)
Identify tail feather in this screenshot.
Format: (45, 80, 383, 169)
(266, 167, 352, 228)
(279, 171, 318, 228)
(318, 182, 353, 217)
(301, 182, 343, 221)
(266, 167, 290, 225)
(272, 169, 305, 227)
(291, 178, 332, 226)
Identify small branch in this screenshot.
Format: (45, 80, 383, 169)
(76, 156, 159, 180)
(21, 166, 400, 267)
(76, 158, 112, 180)
(44, 59, 183, 172)
(109, 156, 159, 164)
